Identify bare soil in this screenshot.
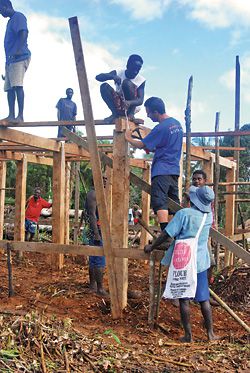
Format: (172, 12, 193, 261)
(0, 252, 249, 372)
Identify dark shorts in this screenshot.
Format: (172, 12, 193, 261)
(88, 237, 106, 268)
(25, 219, 37, 234)
(194, 270, 209, 302)
(151, 175, 180, 214)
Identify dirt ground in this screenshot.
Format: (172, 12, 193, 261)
(0, 252, 249, 372)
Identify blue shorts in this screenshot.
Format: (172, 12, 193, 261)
(25, 219, 37, 234)
(88, 237, 106, 268)
(194, 270, 209, 302)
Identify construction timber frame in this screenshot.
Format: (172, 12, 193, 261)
(0, 17, 250, 318)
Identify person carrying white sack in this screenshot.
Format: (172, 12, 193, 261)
(144, 185, 218, 342)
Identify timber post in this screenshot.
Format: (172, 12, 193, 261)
(224, 166, 236, 266)
(111, 118, 130, 309)
(69, 16, 121, 318)
(0, 161, 6, 241)
(14, 156, 27, 255)
(52, 142, 65, 269)
(64, 162, 71, 245)
(140, 162, 151, 250)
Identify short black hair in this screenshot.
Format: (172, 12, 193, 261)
(192, 169, 207, 180)
(0, 0, 12, 7)
(144, 97, 165, 115)
(127, 54, 143, 65)
(66, 88, 73, 93)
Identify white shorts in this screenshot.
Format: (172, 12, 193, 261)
(4, 58, 30, 91)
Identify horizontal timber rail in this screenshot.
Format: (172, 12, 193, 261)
(1, 121, 250, 137)
(0, 241, 164, 261)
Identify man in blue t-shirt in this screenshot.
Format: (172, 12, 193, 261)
(56, 88, 77, 138)
(0, 0, 31, 123)
(125, 96, 183, 231)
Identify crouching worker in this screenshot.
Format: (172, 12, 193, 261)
(144, 186, 218, 342)
(79, 177, 108, 297)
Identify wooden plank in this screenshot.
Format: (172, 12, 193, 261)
(64, 162, 71, 245)
(0, 127, 61, 152)
(0, 151, 53, 166)
(203, 156, 214, 184)
(224, 166, 236, 266)
(200, 146, 245, 151)
(52, 143, 65, 269)
(64, 142, 90, 157)
(69, 16, 121, 318)
(112, 119, 130, 309)
(73, 162, 80, 244)
(0, 240, 164, 261)
(140, 162, 151, 250)
(0, 161, 6, 240)
(14, 157, 27, 242)
(0, 120, 112, 127)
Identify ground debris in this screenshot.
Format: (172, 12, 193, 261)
(212, 266, 250, 310)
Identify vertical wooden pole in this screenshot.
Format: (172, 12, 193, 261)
(203, 156, 214, 184)
(14, 157, 27, 244)
(214, 113, 221, 269)
(52, 142, 65, 269)
(140, 162, 151, 250)
(105, 165, 113, 223)
(74, 162, 80, 244)
(64, 162, 71, 245)
(178, 146, 184, 201)
(234, 56, 240, 230)
(184, 76, 193, 191)
(224, 166, 236, 266)
(112, 119, 130, 309)
(0, 161, 6, 240)
(69, 16, 121, 318)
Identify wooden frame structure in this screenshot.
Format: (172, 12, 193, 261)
(0, 17, 249, 319)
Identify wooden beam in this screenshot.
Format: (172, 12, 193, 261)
(69, 16, 121, 318)
(52, 143, 65, 269)
(0, 161, 6, 240)
(64, 162, 71, 245)
(0, 240, 164, 261)
(0, 127, 61, 152)
(224, 166, 236, 266)
(0, 151, 53, 165)
(200, 146, 245, 151)
(14, 157, 27, 242)
(203, 155, 214, 183)
(140, 162, 151, 250)
(112, 119, 130, 309)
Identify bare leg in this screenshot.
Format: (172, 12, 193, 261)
(100, 83, 118, 123)
(15, 86, 24, 121)
(179, 299, 193, 342)
(122, 79, 137, 116)
(200, 300, 218, 341)
(5, 88, 16, 121)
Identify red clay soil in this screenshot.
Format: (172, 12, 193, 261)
(0, 252, 249, 372)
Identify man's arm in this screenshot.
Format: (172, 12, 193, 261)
(95, 70, 121, 85)
(87, 190, 101, 241)
(144, 231, 173, 253)
(124, 81, 145, 109)
(125, 129, 145, 149)
(14, 30, 28, 58)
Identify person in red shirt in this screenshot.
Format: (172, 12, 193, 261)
(25, 187, 52, 241)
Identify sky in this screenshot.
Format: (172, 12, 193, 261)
(0, 0, 250, 138)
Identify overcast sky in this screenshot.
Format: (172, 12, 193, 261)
(0, 0, 249, 137)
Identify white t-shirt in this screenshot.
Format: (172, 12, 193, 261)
(115, 69, 145, 112)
